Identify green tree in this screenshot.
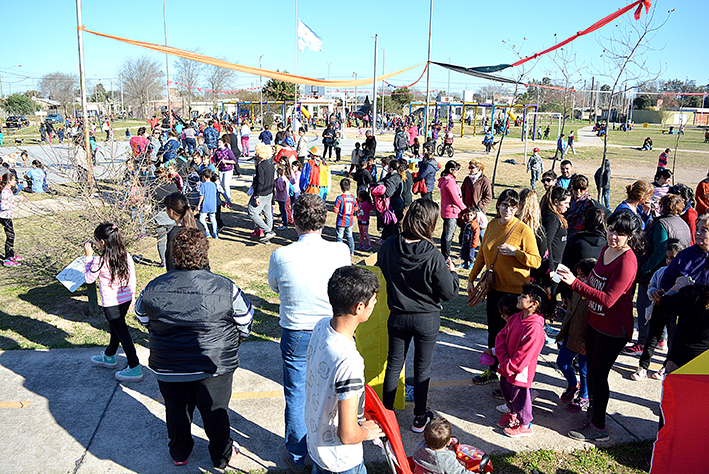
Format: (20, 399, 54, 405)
(263, 71, 296, 101)
(391, 87, 413, 108)
(2, 93, 33, 115)
(92, 83, 107, 103)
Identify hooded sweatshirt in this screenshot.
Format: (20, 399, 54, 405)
(377, 234, 459, 315)
(495, 310, 545, 388)
(438, 174, 466, 219)
(412, 440, 467, 474)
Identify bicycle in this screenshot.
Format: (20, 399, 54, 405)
(436, 139, 455, 158)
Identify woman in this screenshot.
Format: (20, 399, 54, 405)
(541, 186, 572, 294)
(668, 184, 697, 244)
(414, 153, 438, 201)
(517, 189, 548, 290)
(557, 210, 643, 441)
(437, 160, 466, 260)
(468, 189, 542, 385)
(561, 207, 607, 290)
(213, 138, 237, 206)
(615, 180, 653, 230)
(565, 175, 596, 237)
(225, 125, 242, 177)
(164, 192, 206, 272)
(695, 169, 709, 215)
(461, 159, 492, 223)
(659, 214, 709, 301)
(378, 162, 403, 242)
(135, 228, 252, 468)
(377, 199, 458, 432)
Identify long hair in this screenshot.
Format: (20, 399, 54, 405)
(402, 199, 439, 241)
(92, 223, 130, 285)
(607, 210, 645, 255)
(164, 193, 197, 228)
(540, 186, 571, 228)
(517, 189, 542, 236)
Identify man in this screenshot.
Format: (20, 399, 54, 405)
(248, 143, 276, 242)
(304, 266, 384, 474)
(556, 133, 567, 161)
(557, 160, 573, 189)
(268, 194, 352, 473)
(394, 127, 409, 160)
(203, 120, 219, 153)
(322, 123, 336, 161)
(300, 146, 331, 200)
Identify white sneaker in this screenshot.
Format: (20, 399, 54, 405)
(650, 367, 666, 380)
(496, 403, 510, 414)
(630, 368, 647, 381)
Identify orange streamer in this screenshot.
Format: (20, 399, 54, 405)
(81, 26, 425, 87)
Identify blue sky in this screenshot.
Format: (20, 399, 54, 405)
(2, 0, 707, 97)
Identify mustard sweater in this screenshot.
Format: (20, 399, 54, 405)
(468, 217, 541, 294)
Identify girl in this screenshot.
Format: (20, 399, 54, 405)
(489, 283, 548, 438)
(274, 165, 290, 230)
(85, 223, 142, 382)
(164, 192, 205, 272)
(412, 137, 420, 158)
(0, 173, 25, 267)
(240, 120, 251, 157)
(357, 190, 375, 251)
(555, 258, 596, 412)
(557, 210, 642, 441)
(213, 137, 236, 206)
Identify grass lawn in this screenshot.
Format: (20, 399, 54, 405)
(604, 123, 709, 151)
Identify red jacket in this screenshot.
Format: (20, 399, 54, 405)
(696, 180, 709, 215)
(495, 311, 545, 388)
(438, 174, 466, 219)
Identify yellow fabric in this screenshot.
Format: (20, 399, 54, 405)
(355, 266, 405, 409)
(672, 349, 709, 375)
(468, 217, 541, 294)
(81, 26, 424, 88)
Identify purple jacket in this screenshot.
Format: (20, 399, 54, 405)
(660, 244, 709, 291)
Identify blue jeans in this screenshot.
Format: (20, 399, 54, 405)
(395, 149, 404, 160)
(601, 189, 610, 208)
(557, 338, 588, 399)
(530, 169, 540, 189)
(200, 212, 218, 238)
(313, 460, 366, 474)
(281, 328, 312, 466)
(336, 225, 354, 255)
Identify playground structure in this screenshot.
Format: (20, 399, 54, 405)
(408, 102, 539, 138)
(220, 98, 337, 125)
(523, 111, 564, 164)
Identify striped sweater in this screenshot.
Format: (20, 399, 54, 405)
(84, 253, 136, 307)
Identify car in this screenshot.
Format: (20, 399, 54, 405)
(4, 115, 29, 129)
(45, 113, 64, 124)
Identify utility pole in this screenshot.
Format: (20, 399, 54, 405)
(372, 34, 378, 137)
(75, 0, 93, 185)
(589, 76, 595, 123)
(353, 72, 358, 111)
(163, 0, 172, 127)
(424, 0, 433, 140)
(380, 49, 385, 134)
(259, 55, 263, 130)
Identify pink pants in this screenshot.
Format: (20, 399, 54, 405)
(241, 137, 249, 156)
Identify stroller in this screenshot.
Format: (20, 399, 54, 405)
(363, 385, 493, 474)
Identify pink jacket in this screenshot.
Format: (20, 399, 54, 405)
(438, 174, 466, 219)
(495, 311, 545, 388)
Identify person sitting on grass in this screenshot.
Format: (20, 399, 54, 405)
(488, 283, 548, 438)
(304, 265, 384, 474)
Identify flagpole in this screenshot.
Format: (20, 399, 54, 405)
(424, 0, 433, 140)
(372, 34, 378, 138)
(380, 48, 385, 134)
(75, 0, 93, 186)
(163, 0, 172, 127)
(294, 0, 299, 126)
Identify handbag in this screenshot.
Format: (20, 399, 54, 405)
(467, 220, 520, 308)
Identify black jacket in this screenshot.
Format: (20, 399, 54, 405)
(253, 159, 275, 197)
(561, 229, 606, 271)
(660, 285, 709, 368)
(376, 234, 459, 315)
(354, 167, 375, 189)
(542, 211, 568, 268)
(141, 269, 240, 376)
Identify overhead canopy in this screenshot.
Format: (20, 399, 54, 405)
(430, 62, 523, 85)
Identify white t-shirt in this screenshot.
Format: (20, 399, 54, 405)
(305, 318, 365, 472)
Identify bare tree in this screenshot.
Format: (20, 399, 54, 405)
(173, 53, 203, 113)
(595, 3, 670, 199)
(205, 60, 236, 110)
(548, 47, 584, 169)
(38, 72, 78, 116)
(117, 56, 164, 119)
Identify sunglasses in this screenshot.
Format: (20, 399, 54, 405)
(541, 178, 552, 183)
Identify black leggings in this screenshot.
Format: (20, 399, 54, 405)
(383, 312, 440, 416)
(585, 325, 627, 429)
(104, 301, 139, 368)
(639, 311, 670, 371)
(486, 289, 516, 373)
(0, 217, 15, 260)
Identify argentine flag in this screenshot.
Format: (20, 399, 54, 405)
(298, 20, 323, 52)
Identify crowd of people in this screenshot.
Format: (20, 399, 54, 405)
(4, 108, 709, 471)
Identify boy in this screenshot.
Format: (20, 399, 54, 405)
(486, 283, 547, 438)
(304, 266, 383, 474)
(197, 168, 218, 238)
(526, 147, 544, 190)
(412, 417, 467, 474)
(259, 124, 273, 145)
(458, 208, 480, 269)
(334, 178, 359, 256)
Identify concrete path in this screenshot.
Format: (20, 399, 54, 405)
(0, 329, 664, 473)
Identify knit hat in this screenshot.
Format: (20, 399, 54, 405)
(533, 147, 540, 152)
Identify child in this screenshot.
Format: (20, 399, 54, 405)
(631, 242, 685, 381)
(334, 131, 342, 163)
(555, 258, 596, 412)
(274, 165, 290, 230)
(457, 208, 480, 269)
(304, 266, 383, 474)
(349, 142, 362, 176)
(526, 147, 544, 190)
(210, 172, 227, 228)
(0, 173, 25, 266)
(85, 223, 142, 382)
(125, 128, 131, 139)
(258, 124, 273, 145)
(334, 178, 359, 256)
(412, 417, 467, 474)
(412, 137, 420, 158)
(196, 135, 210, 158)
(488, 283, 547, 438)
(356, 190, 375, 251)
(197, 169, 218, 238)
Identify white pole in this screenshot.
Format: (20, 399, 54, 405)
(294, 0, 299, 125)
(380, 49, 385, 134)
(424, 0, 433, 139)
(163, 0, 172, 127)
(259, 55, 263, 130)
(372, 34, 378, 137)
(75, 0, 93, 184)
(120, 73, 124, 114)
